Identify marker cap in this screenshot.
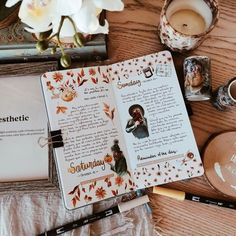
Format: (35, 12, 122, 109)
(153, 186, 186, 201)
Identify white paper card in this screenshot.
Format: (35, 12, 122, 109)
(0, 75, 48, 182)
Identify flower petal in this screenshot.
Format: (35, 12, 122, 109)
(55, 0, 82, 16)
(24, 25, 52, 33)
(90, 19, 109, 34)
(72, 0, 99, 34)
(92, 0, 124, 11)
(5, 0, 21, 8)
(52, 17, 77, 37)
(18, 0, 55, 33)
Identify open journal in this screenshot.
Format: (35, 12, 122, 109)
(41, 51, 204, 210)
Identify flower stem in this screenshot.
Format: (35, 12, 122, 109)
(51, 16, 66, 55)
(65, 16, 78, 34)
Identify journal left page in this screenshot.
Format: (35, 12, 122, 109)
(0, 75, 48, 182)
(41, 67, 135, 210)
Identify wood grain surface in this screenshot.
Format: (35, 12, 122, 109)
(0, 0, 235, 235)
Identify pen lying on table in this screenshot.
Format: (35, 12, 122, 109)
(153, 186, 236, 210)
(38, 195, 149, 236)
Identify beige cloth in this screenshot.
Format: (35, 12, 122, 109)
(0, 192, 156, 236)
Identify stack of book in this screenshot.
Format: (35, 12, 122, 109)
(0, 20, 107, 63)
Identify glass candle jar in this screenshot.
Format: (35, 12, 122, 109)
(159, 0, 219, 52)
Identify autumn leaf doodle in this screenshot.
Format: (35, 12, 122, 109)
(102, 73, 109, 83)
(103, 103, 115, 121)
(89, 68, 96, 76)
(112, 189, 118, 196)
(68, 185, 81, 207)
(46, 81, 55, 92)
(91, 77, 98, 84)
(78, 69, 85, 78)
(77, 70, 87, 87)
(56, 106, 68, 114)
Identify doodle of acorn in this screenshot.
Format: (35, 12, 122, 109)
(104, 154, 113, 163)
(60, 84, 77, 102)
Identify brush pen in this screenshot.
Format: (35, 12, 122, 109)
(153, 186, 236, 210)
(38, 195, 149, 236)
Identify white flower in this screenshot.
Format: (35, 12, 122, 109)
(5, 0, 124, 36)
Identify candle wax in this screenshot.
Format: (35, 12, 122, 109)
(169, 9, 206, 35)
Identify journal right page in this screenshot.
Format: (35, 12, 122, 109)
(110, 51, 204, 189)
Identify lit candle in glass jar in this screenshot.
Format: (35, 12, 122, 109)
(159, 0, 219, 52)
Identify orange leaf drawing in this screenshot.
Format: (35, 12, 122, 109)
(102, 73, 109, 83)
(111, 189, 118, 196)
(56, 106, 68, 114)
(111, 108, 115, 120)
(85, 195, 92, 202)
(91, 77, 98, 84)
(107, 181, 112, 187)
(79, 69, 85, 78)
(78, 79, 88, 87)
(103, 103, 115, 121)
(89, 183, 94, 192)
(72, 197, 77, 207)
(67, 70, 74, 77)
(68, 185, 78, 195)
(77, 187, 80, 197)
(89, 68, 96, 76)
(103, 103, 110, 111)
(46, 81, 54, 91)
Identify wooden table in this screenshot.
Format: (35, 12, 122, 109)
(106, 0, 236, 235)
(0, 0, 235, 235)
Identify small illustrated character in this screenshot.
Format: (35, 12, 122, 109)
(184, 59, 204, 94)
(126, 104, 149, 139)
(59, 84, 77, 102)
(109, 139, 128, 176)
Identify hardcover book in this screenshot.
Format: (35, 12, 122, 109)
(41, 50, 204, 210)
